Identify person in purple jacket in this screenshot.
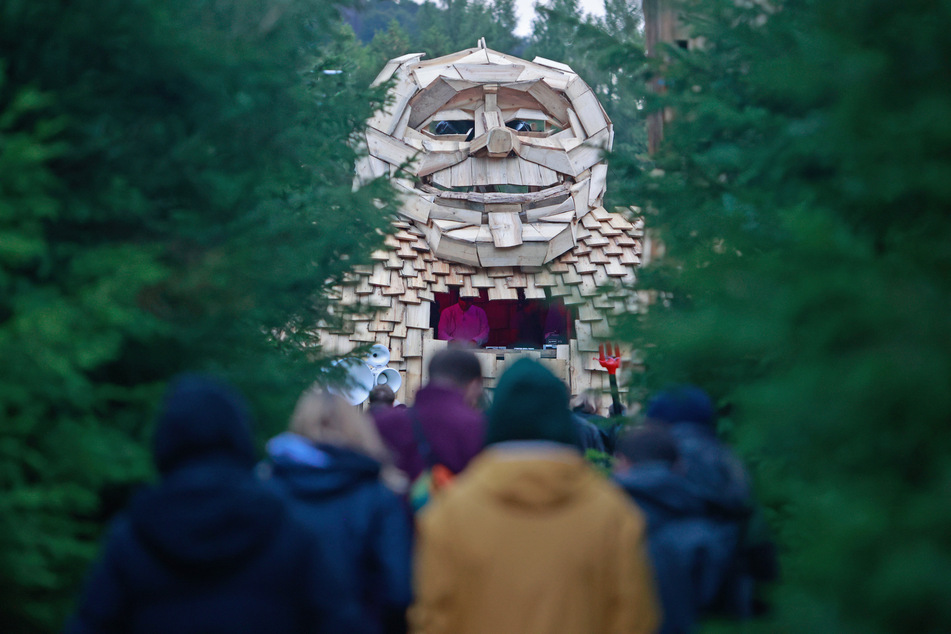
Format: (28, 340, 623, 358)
(371, 349, 485, 484)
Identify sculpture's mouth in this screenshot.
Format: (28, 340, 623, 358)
(429, 184, 534, 194)
(418, 180, 572, 205)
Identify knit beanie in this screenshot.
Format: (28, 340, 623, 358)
(486, 358, 579, 448)
(152, 373, 257, 474)
(645, 385, 715, 426)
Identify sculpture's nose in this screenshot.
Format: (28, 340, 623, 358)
(470, 124, 520, 158)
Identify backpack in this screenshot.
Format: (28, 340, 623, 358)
(406, 407, 455, 513)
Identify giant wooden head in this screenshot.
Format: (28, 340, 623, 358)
(356, 42, 613, 268)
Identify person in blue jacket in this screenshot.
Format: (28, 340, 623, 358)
(64, 374, 349, 634)
(614, 425, 743, 634)
(260, 387, 413, 634)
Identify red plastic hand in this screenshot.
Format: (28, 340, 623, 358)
(596, 343, 622, 375)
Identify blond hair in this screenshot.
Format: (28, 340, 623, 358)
(289, 387, 407, 491)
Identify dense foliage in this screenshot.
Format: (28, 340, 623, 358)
(605, 1, 951, 632)
(6, 0, 949, 631)
(0, 0, 396, 630)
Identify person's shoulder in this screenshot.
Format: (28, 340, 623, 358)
(371, 403, 410, 429)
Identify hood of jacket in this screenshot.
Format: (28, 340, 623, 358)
(668, 422, 752, 518)
(265, 433, 382, 499)
(486, 358, 579, 449)
(613, 463, 708, 528)
(152, 374, 257, 475)
(463, 442, 592, 512)
(129, 458, 284, 577)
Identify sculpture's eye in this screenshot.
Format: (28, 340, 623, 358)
(506, 119, 533, 132)
(433, 120, 474, 140)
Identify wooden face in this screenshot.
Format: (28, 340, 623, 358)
(357, 47, 613, 268)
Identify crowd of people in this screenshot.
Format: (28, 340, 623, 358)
(65, 350, 775, 634)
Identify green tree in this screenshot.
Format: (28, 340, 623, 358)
(0, 0, 397, 631)
(369, 19, 416, 67)
(527, 0, 584, 63)
(603, 0, 951, 632)
(415, 0, 521, 58)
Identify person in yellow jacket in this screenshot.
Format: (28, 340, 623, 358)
(410, 358, 660, 634)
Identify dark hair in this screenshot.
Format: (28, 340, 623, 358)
(368, 384, 395, 406)
(428, 348, 482, 388)
(615, 426, 679, 466)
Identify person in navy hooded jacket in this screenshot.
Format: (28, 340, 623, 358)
(64, 374, 349, 634)
(614, 426, 741, 634)
(260, 387, 413, 634)
(641, 385, 778, 621)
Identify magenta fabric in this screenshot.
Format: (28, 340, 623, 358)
(437, 303, 489, 346)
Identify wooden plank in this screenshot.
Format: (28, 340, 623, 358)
(391, 104, 413, 141)
(571, 179, 591, 219)
(605, 259, 630, 277)
(527, 81, 571, 125)
(353, 154, 390, 186)
(550, 131, 584, 154)
(488, 280, 519, 301)
(526, 201, 574, 222)
(514, 141, 575, 176)
(539, 358, 568, 383)
(469, 271, 494, 288)
(483, 157, 511, 185)
(589, 247, 610, 264)
(399, 192, 433, 224)
(430, 204, 483, 226)
(404, 330, 423, 358)
(522, 222, 564, 242)
(477, 241, 548, 268)
(522, 160, 559, 187)
(570, 90, 609, 137)
(566, 107, 586, 138)
(368, 73, 417, 134)
(483, 109, 503, 130)
(537, 210, 574, 223)
(408, 78, 462, 129)
(488, 211, 523, 247)
(568, 127, 611, 176)
(372, 52, 425, 87)
(531, 56, 574, 73)
(434, 236, 481, 266)
(432, 218, 470, 232)
(451, 49, 491, 65)
(472, 104, 486, 139)
(509, 108, 550, 123)
(523, 277, 547, 299)
(404, 301, 430, 329)
(608, 212, 634, 231)
(366, 127, 419, 168)
(417, 149, 469, 177)
(444, 225, 483, 242)
(412, 64, 462, 88)
(459, 276, 479, 298)
(588, 163, 608, 207)
(544, 224, 575, 263)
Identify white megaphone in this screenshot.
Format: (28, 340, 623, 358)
(327, 357, 375, 406)
(366, 344, 391, 369)
(375, 368, 402, 394)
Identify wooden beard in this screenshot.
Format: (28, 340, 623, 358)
(356, 43, 613, 269)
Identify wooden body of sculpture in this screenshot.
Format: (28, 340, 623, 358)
(324, 42, 643, 405)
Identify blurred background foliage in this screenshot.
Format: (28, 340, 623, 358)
(0, 0, 397, 630)
(3, 0, 950, 631)
(605, 0, 951, 632)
